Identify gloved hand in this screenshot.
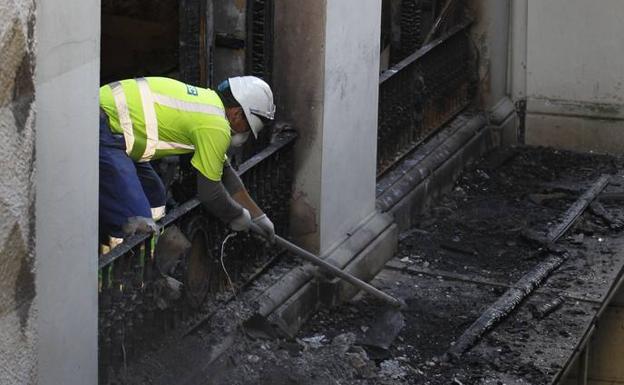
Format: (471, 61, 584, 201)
(229, 208, 251, 232)
(253, 213, 275, 243)
(123, 216, 159, 236)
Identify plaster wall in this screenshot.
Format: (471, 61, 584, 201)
(526, 1, 624, 108)
(518, 0, 624, 152)
(320, 0, 380, 252)
(35, 0, 100, 383)
(0, 1, 37, 383)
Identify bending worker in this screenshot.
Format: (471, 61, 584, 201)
(98, 76, 276, 247)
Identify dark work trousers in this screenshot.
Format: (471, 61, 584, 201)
(99, 110, 166, 239)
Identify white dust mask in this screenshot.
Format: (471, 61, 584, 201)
(230, 131, 250, 147)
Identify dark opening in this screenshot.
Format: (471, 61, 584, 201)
(100, 0, 180, 84)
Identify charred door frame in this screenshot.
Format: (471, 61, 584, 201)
(246, 0, 274, 83)
(179, 0, 214, 87)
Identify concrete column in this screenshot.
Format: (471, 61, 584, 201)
(469, 0, 516, 146)
(469, 0, 511, 109)
(35, 0, 100, 383)
(509, 0, 527, 101)
(274, 0, 381, 254)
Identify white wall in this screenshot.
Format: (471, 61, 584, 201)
(35, 0, 100, 383)
(513, 0, 624, 152)
(526, 1, 624, 109)
(320, 0, 380, 252)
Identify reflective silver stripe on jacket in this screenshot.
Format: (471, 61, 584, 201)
(156, 141, 195, 151)
(110, 82, 135, 156)
(152, 93, 226, 118)
(136, 78, 159, 162)
(111, 79, 224, 159)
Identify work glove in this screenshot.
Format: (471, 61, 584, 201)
(253, 213, 275, 243)
(123, 216, 159, 236)
(229, 208, 252, 232)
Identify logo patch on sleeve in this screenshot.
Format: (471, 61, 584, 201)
(186, 85, 198, 96)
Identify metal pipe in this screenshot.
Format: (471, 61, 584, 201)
(553, 270, 624, 384)
(250, 224, 403, 308)
(553, 325, 596, 385)
(423, 0, 456, 45)
(577, 346, 589, 385)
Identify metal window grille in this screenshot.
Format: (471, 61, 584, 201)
(98, 131, 296, 382)
(377, 20, 476, 176)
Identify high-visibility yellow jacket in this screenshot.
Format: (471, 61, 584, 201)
(99, 77, 231, 181)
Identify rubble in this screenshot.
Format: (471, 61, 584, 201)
(122, 147, 624, 385)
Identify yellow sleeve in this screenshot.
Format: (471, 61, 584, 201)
(190, 127, 230, 182)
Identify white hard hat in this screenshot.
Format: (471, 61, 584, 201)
(228, 76, 276, 138)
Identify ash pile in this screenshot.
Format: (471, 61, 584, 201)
(203, 146, 624, 385)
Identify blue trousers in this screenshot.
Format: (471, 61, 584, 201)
(99, 111, 166, 238)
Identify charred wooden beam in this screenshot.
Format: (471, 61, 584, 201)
(547, 175, 611, 243)
(447, 253, 567, 358)
(446, 175, 612, 358)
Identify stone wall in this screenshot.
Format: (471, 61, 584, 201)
(0, 0, 38, 383)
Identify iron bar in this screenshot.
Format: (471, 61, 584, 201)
(552, 325, 596, 385)
(423, 0, 458, 45)
(377, 19, 474, 176)
(577, 346, 589, 385)
(247, 0, 273, 83)
(251, 223, 404, 308)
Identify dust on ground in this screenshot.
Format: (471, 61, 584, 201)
(202, 146, 624, 385)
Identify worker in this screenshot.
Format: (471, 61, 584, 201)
(98, 76, 276, 247)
